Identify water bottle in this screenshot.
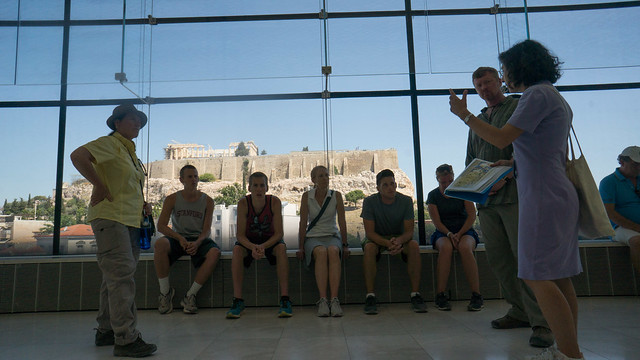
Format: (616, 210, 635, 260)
(139, 216, 152, 250)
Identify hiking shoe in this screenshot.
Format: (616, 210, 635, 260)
(181, 294, 198, 314)
(278, 298, 293, 318)
(363, 295, 378, 315)
(226, 298, 245, 319)
(467, 292, 484, 311)
(157, 287, 175, 314)
(435, 292, 451, 311)
(330, 297, 343, 317)
(94, 328, 114, 346)
(113, 335, 157, 357)
(410, 293, 428, 313)
(491, 314, 530, 329)
(316, 297, 330, 317)
(529, 326, 554, 348)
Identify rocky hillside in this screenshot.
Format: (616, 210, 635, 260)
(63, 169, 415, 206)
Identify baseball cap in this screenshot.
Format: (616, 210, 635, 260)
(620, 146, 640, 163)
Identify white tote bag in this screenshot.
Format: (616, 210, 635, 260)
(565, 126, 615, 239)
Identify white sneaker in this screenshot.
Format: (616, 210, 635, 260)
(181, 294, 198, 314)
(316, 297, 330, 317)
(158, 288, 174, 314)
(330, 297, 343, 317)
(526, 347, 584, 360)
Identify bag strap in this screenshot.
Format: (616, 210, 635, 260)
(568, 125, 584, 161)
(542, 84, 582, 162)
(306, 190, 334, 233)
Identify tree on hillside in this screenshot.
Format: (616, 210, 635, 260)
(235, 142, 250, 157)
(151, 199, 164, 219)
(241, 158, 249, 191)
(261, 149, 267, 155)
(302, 146, 309, 151)
(214, 183, 246, 206)
(345, 190, 365, 207)
(199, 173, 216, 182)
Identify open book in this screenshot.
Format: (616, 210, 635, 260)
(444, 158, 513, 204)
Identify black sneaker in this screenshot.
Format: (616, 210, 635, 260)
(410, 293, 428, 313)
(363, 295, 378, 315)
(435, 292, 451, 311)
(467, 292, 484, 311)
(94, 328, 114, 346)
(113, 335, 157, 357)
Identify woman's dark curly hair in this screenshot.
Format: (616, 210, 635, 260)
(498, 40, 562, 88)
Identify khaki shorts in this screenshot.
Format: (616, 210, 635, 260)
(614, 226, 640, 245)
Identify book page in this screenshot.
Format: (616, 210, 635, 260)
(446, 158, 512, 193)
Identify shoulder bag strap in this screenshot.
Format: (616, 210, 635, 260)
(306, 190, 334, 233)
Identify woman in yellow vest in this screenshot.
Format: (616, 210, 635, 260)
(70, 104, 156, 358)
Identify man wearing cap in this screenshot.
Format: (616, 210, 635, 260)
(70, 104, 157, 357)
(599, 146, 640, 275)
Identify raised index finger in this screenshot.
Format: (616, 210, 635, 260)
(448, 88, 458, 98)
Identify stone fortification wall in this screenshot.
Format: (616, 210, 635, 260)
(147, 149, 399, 182)
(63, 169, 415, 206)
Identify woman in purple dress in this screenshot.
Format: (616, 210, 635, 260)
(449, 40, 583, 360)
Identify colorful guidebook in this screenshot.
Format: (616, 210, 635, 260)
(444, 158, 513, 204)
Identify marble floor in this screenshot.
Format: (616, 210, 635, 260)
(0, 297, 638, 360)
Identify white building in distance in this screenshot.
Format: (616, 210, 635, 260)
(164, 141, 258, 160)
(212, 202, 299, 251)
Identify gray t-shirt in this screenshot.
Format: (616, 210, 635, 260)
(360, 192, 414, 237)
(170, 191, 207, 238)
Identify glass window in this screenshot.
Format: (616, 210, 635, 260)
(527, 8, 640, 85)
(0, 1, 18, 20)
(560, 89, 640, 185)
(411, 0, 494, 10)
(17, 0, 64, 20)
(67, 25, 149, 100)
(2, 1, 640, 257)
(15, 27, 63, 85)
(418, 95, 475, 198)
(329, 0, 405, 12)
(0, 28, 17, 85)
(329, 96, 416, 244)
(0, 26, 61, 100)
(153, 0, 319, 17)
(328, 17, 409, 91)
(70, 0, 148, 20)
(527, 0, 620, 5)
(149, 20, 321, 97)
(0, 107, 60, 257)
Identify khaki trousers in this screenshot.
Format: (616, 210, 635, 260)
(91, 218, 141, 345)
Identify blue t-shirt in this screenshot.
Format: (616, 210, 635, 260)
(360, 192, 414, 236)
(599, 168, 640, 227)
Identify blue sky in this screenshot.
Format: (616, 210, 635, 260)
(1, 0, 639, 205)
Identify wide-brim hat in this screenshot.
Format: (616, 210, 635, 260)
(106, 104, 148, 130)
(620, 146, 640, 163)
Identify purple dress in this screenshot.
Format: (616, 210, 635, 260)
(507, 81, 582, 280)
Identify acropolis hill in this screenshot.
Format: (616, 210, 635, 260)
(148, 149, 415, 204)
(149, 149, 400, 183)
(63, 149, 416, 205)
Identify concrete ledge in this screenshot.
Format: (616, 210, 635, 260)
(0, 240, 636, 313)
